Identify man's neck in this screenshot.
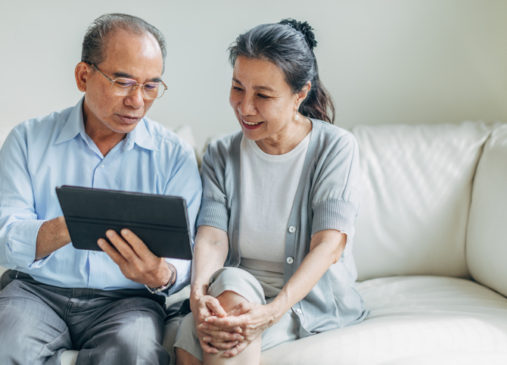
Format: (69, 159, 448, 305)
(81, 103, 130, 156)
(87, 129, 126, 156)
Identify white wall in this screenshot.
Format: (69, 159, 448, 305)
(1, 0, 506, 149)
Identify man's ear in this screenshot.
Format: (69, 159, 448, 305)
(296, 81, 312, 109)
(75, 62, 91, 92)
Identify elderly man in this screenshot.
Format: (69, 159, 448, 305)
(0, 13, 201, 364)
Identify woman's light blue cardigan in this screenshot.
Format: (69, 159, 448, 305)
(197, 119, 367, 337)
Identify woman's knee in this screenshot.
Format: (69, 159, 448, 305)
(215, 290, 249, 314)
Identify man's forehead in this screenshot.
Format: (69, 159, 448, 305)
(102, 28, 159, 53)
(99, 28, 163, 74)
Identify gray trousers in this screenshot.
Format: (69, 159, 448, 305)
(0, 270, 170, 365)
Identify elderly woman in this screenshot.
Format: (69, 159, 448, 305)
(175, 19, 367, 365)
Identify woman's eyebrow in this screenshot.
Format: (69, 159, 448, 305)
(232, 78, 275, 92)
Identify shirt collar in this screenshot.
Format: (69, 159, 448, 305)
(124, 118, 158, 152)
(55, 97, 158, 152)
(55, 98, 85, 145)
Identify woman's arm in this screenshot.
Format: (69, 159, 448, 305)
(190, 225, 246, 354)
(271, 229, 346, 316)
(205, 229, 346, 356)
(190, 225, 229, 305)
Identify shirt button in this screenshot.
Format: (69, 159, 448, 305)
(295, 308, 302, 315)
(286, 256, 294, 264)
(288, 226, 296, 233)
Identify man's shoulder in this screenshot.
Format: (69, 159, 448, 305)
(7, 105, 75, 145)
(141, 118, 195, 156)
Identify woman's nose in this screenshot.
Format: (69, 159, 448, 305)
(237, 94, 256, 116)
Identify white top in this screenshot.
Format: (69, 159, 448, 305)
(238, 133, 311, 289)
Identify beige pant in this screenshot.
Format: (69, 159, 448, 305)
(174, 267, 298, 360)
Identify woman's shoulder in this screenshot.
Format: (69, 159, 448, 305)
(205, 130, 243, 157)
(310, 119, 358, 153)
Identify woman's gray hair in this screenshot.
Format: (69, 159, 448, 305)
(229, 19, 335, 123)
(81, 13, 166, 66)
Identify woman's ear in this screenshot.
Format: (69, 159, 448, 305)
(75, 62, 91, 92)
(296, 81, 312, 109)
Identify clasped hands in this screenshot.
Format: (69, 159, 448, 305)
(192, 294, 279, 358)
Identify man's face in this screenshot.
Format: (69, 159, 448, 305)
(76, 28, 164, 137)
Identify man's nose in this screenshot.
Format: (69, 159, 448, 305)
(124, 85, 145, 108)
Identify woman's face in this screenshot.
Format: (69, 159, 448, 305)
(229, 56, 309, 149)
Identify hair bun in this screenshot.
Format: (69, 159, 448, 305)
(279, 18, 317, 50)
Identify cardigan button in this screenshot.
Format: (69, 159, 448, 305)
(288, 226, 296, 233)
(286, 256, 294, 264)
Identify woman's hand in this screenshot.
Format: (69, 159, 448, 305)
(191, 294, 244, 354)
(202, 301, 281, 358)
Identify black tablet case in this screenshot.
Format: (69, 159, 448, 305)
(56, 185, 192, 259)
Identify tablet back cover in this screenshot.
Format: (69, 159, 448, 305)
(56, 185, 192, 259)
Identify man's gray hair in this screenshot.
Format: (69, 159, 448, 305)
(81, 13, 166, 67)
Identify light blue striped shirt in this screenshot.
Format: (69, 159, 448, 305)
(0, 99, 202, 294)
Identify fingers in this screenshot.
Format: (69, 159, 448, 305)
(97, 237, 125, 266)
(101, 229, 139, 262)
(206, 313, 249, 328)
(227, 301, 250, 317)
(208, 340, 239, 351)
(200, 338, 219, 354)
(119, 229, 155, 259)
(99, 229, 155, 262)
(198, 324, 243, 341)
(205, 296, 228, 318)
(222, 340, 249, 358)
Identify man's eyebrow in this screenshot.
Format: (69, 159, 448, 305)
(232, 78, 274, 92)
(112, 71, 162, 82)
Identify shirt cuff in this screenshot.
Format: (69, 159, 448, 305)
(165, 258, 191, 295)
(4, 220, 45, 268)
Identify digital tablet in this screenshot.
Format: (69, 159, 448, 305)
(55, 185, 192, 259)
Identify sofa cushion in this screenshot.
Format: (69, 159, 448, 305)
(351, 122, 490, 280)
(261, 276, 507, 365)
(467, 123, 507, 297)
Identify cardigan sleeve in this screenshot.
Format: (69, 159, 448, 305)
(196, 140, 230, 232)
(310, 130, 362, 238)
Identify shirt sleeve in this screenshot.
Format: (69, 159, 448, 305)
(0, 127, 46, 269)
(196, 140, 229, 232)
(311, 131, 362, 238)
(161, 143, 202, 295)
(165, 257, 191, 295)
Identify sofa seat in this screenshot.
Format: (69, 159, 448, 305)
(13, 275, 507, 365)
(261, 276, 507, 365)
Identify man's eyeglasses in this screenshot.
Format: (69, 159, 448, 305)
(89, 63, 168, 100)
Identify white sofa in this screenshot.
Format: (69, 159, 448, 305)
(262, 121, 507, 364)
(1, 121, 507, 364)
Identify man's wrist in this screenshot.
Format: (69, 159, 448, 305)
(145, 264, 177, 294)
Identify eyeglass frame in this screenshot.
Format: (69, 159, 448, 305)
(87, 62, 168, 100)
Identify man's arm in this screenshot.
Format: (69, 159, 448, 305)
(35, 217, 71, 260)
(0, 126, 70, 268)
(96, 141, 202, 293)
